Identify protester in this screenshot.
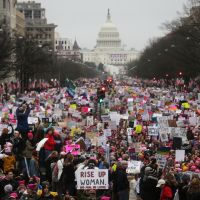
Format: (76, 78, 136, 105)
(0, 77, 199, 200)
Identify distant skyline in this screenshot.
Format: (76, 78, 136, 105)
(19, 0, 188, 50)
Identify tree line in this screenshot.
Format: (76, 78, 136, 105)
(127, 0, 200, 79)
(0, 26, 99, 90)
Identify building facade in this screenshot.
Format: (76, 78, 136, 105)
(16, 1, 57, 49)
(16, 9, 25, 36)
(55, 35, 81, 62)
(81, 9, 140, 74)
(0, 0, 16, 31)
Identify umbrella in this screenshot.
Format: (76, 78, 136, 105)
(36, 138, 48, 151)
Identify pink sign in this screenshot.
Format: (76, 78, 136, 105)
(65, 144, 80, 155)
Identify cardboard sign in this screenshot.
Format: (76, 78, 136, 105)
(66, 144, 80, 155)
(126, 160, 141, 174)
(76, 169, 109, 190)
(86, 132, 95, 140)
(168, 120, 177, 127)
(175, 150, 185, 162)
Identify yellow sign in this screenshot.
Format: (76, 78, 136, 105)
(70, 104, 77, 109)
(136, 125, 142, 134)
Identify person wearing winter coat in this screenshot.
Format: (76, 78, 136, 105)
(112, 162, 129, 200)
(44, 129, 56, 159)
(160, 173, 178, 200)
(187, 177, 200, 200)
(61, 155, 76, 196)
(2, 148, 16, 173)
(16, 104, 30, 140)
(29, 151, 40, 177)
(0, 171, 18, 199)
(0, 128, 11, 150)
(178, 174, 190, 200)
(141, 166, 158, 200)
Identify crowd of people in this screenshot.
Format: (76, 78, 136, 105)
(0, 77, 200, 200)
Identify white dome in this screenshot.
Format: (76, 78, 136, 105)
(96, 9, 122, 50)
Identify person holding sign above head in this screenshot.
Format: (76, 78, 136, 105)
(16, 102, 30, 141)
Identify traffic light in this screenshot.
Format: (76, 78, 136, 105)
(97, 87, 106, 103)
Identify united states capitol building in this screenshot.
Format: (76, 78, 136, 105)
(81, 10, 140, 74)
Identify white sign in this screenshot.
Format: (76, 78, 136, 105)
(86, 116, 94, 126)
(127, 128, 133, 136)
(189, 117, 197, 126)
(148, 126, 159, 136)
(28, 117, 39, 125)
(98, 135, 107, 147)
(103, 129, 112, 137)
(126, 160, 141, 174)
(76, 169, 109, 190)
(175, 150, 185, 162)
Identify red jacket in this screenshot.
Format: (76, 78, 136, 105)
(44, 134, 56, 151)
(160, 185, 173, 200)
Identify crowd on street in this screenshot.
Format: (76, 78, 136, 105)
(0, 77, 200, 200)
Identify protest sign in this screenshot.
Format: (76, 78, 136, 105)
(86, 116, 94, 126)
(127, 128, 133, 136)
(128, 148, 136, 160)
(97, 123, 104, 131)
(160, 132, 169, 142)
(76, 169, 109, 190)
(189, 117, 197, 126)
(175, 150, 185, 162)
(101, 115, 110, 122)
(156, 154, 167, 169)
(126, 160, 141, 174)
(135, 125, 142, 134)
(98, 135, 107, 147)
(86, 132, 95, 140)
(66, 144, 80, 155)
(198, 93, 200, 101)
(103, 129, 111, 137)
(168, 120, 177, 127)
(148, 126, 159, 136)
(109, 121, 117, 130)
(28, 117, 39, 125)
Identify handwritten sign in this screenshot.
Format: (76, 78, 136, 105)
(76, 169, 109, 190)
(65, 144, 80, 155)
(126, 160, 141, 174)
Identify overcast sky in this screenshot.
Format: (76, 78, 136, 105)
(20, 0, 188, 50)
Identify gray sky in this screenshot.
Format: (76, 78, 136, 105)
(24, 0, 188, 50)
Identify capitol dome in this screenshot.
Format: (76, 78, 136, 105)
(96, 9, 122, 50)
